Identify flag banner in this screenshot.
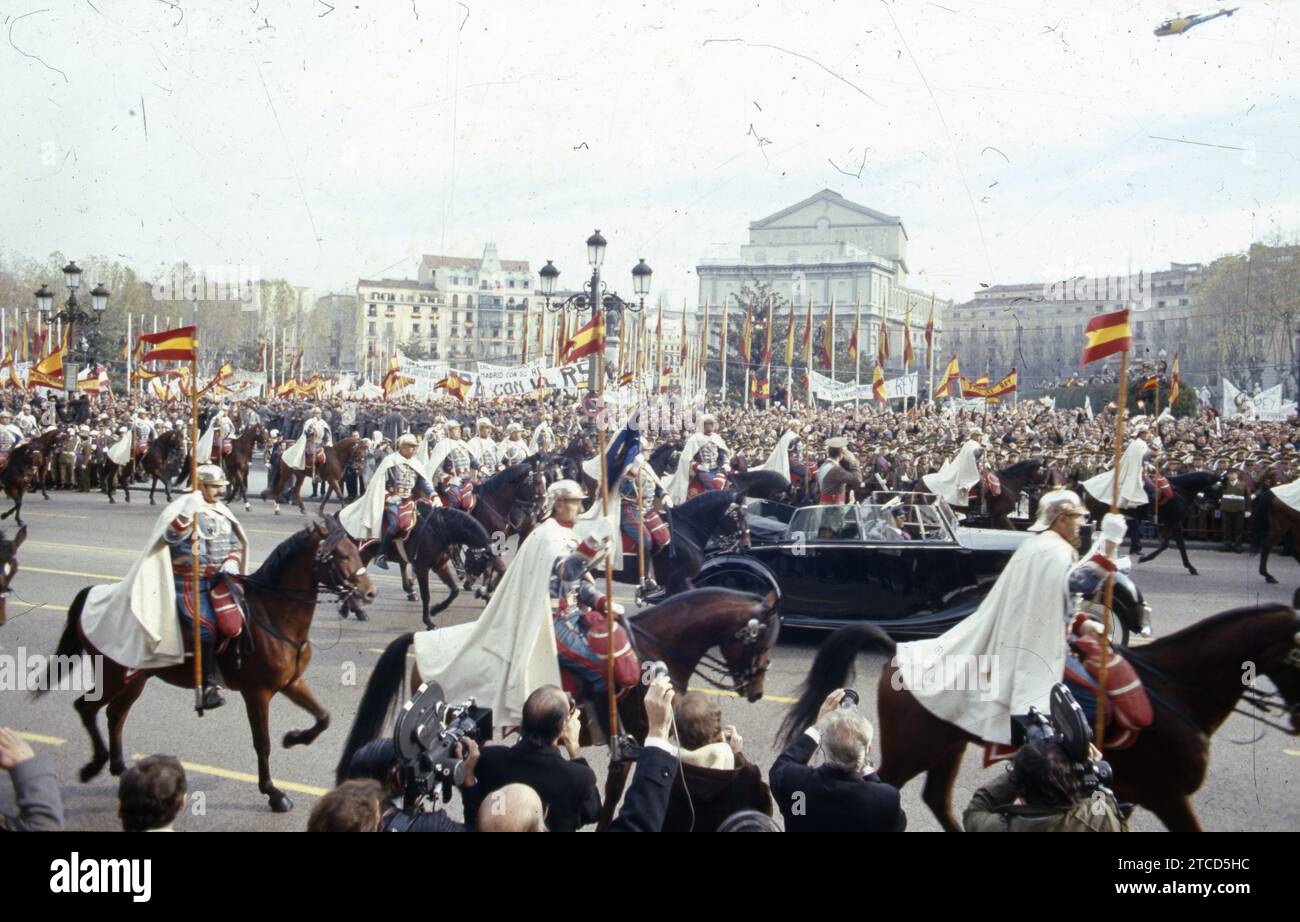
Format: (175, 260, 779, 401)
(878, 321, 890, 363)
(903, 307, 914, 370)
(740, 303, 752, 364)
(924, 298, 935, 366)
(138, 325, 198, 363)
(28, 327, 69, 390)
(810, 369, 916, 403)
(821, 299, 834, 369)
(984, 368, 1018, 398)
(1080, 309, 1131, 366)
(937, 354, 961, 397)
(872, 363, 886, 402)
(1169, 352, 1180, 406)
(434, 371, 474, 401)
(562, 310, 605, 364)
(1140, 375, 1158, 392)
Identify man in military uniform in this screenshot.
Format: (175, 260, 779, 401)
(303, 407, 333, 498)
(375, 433, 434, 574)
(164, 465, 249, 709)
(0, 410, 23, 472)
(818, 436, 863, 504)
(1220, 467, 1248, 552)
(132, 407, 156, 461)
(618, 452, 672, 589)
(467, 417, 500, 475)
(13, 404, 37, 440)
(442, 420, 475, 510)
(499, 422, 529, 467)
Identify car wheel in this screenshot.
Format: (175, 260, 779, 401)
(1077, 601, 1131, 648)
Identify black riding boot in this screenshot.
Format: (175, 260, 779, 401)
(199, 642, 225, 710)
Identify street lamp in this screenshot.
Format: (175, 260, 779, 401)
(36, 260, 110, 392)
(542, 231, 651, 394)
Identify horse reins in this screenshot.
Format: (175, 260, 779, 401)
(626, 615, 772, 697)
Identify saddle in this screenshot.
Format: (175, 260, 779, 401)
(1063, 633, 1153, 750)
(179, 573, 250, 654)
(982, 470, 1002, 497)
(222, 442, 233, 457)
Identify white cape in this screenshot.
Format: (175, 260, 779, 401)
(106, 431, 133, 467)
(667, 432, 729, 505)
(1272, 476, 1300, 515)
(81, 493, 248, 670)
(338, 452, 431, 541)
(195, 418, 219, 463)
(892, 529, 1076, 745)
(1081, 438, 1148, 508)
(412, 517, 571, 728)
(282, 432, 309, 470)
(921, 439, 981, 508)
(755, 430, 797, 482)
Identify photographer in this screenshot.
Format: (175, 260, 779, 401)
(460, 685, 602, 832)
(344, 736, 478, 832)
(769, 690, 905, 832)
(662, 693, 772, 832)
(963, 738, 1126, 832)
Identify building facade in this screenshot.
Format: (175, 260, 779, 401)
(696, 189, 948, 381)
(355, 243, 534, 377)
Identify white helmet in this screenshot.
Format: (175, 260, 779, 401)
(1027, 490, 1086, 533)
(543, 479, 586, 516)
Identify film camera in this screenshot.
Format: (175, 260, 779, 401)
(1010, 682, 1114, 796)
(392, 681, 492, 808)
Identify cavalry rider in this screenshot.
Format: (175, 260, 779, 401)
(921, 428, 986, 512)
(818, 436, 862, 504)
(467, 417, 500, 475)
(499, 422, 529, 467)
(668, 412, 730, 504)
(303, 406, 333, 475)
(81, 465, 249, 711)
(208, 406, 236, 461)
(407, 479, 638, 733)
(0, 409, 23, 472)
(752, 421, 801, 492)
(436, 419, 476, 510)
(618, 450, 672, 587)
(339, 433, 433, 577)
(1081, 426, 1151, 512)
(891, 490, 1097, 746)
(530, 412, 556, 454)
(132, 407, 157, 459)
(14, 403, 37, 440)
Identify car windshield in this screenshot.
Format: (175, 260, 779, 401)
(858, 492, 957, 543)
(787, 504, 861, 541)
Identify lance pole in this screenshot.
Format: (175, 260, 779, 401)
(595, 308, 618, 752)
(190, 338, 203, 715)
(1094, 348, 1129, 746)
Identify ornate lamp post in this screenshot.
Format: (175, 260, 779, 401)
(36, 261, 110, 392)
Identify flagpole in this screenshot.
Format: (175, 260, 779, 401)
(1153, 381, 1162, 521)
(719, 300, 728, 405)
(854, 298, 861, 414)
(594, 311, 618, 754)
(1095, 348, 1129, 746)
(190, 343, 204, 715)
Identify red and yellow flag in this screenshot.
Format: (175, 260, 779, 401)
(848, 309, 859, 365)
(1080, 309, 1131, 367)
(761, 298, 774, 366)
(984, 368, 1018, 398)
(1168, 353, 1180, 406)
(784, 300, 796, 366)
(138, 325, 198, 364)
(902, 305, 914, 370)
(28, 326, 70, 390)
(924, 297, 935, 367)
(878, 320, 890, 364)
(434, 371, 473, 402)
(937, 354, 961, 398)
(962, 374, 991, 399)
(562, 310, 605, 364)
(1140, 375, 1158, 393)
(872, 362, 886, 403)
(820, 298, 835, 369)
(801, 297, 813, 367)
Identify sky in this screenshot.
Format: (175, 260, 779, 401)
(2, 0, 1297, 308)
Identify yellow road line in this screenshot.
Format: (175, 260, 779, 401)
(1286, 749, 1300, 758)
(16, 731, 67, 745)
(21, 564, 120, 581)
(131, 753, 328, 797)
(28, 540, 135, 556)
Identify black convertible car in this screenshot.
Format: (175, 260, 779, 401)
(695, 492, 1150, 643)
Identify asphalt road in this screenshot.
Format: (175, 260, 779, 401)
(1, 471, 1296, 832)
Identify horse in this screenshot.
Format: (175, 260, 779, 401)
(0, 524, 27, 626)
(978, 459, 1046, 529)
(36, 518, 376, 813)
(778, 599, 1300, 831)
(727, 468, 790, 501)
(0, 436, 56, 527)
(1249, 485, 1300, 584)
(579, 441, 680, 503)
(614, 488, 750, 597)
(357, 502, 506, 627)
(263, 436, 364, 516)
(222, 422, 267, 511)
(313, 436, 368, 515)
(1083, 470, 1223, 575)
(25, 428, 63, 501)
(100, 429, 182, 505)
(334, 586, 780, 829)
(436, 461, 546, 599)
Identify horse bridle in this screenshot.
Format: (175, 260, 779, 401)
(627, 614, 774, 698)
(313, 537, 369, 608)
(712, 501, 751, 553)
(1235, 631, 1300, 734)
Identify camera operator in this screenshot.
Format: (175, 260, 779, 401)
(963, 738, 1126, 832)
(344, 736, 479, 832)
(662, 693, 772, 832)
(460, 685, 602, 832)
(769, 690, 906, 832)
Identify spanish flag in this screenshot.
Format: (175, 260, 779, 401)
(1140, 375, 1158, 392)
(750, 375, 770, 402)
(937, 354, 961, 398)
(761, 298, 774, 366)
(847, 310, 859, 365)
(199, 362, 235, 397)
(784, 301, 796, 366)
(878, 321, 890, 364)
(28, 326, 70, 390)
(562, 310, 605, 364)
(872, 363, 886, 403)
(985, 368, 1018, 398)
(924, 297, 935, 366)
(1168, 352, 1180, 406)
(434, 371, 473, 402)
(138, 325, 198, 364)
(821, 298, 835, 369)
(1080, 309, 1131, 367)
(902, 305, 914, 370)
(962, 375, 990, 399)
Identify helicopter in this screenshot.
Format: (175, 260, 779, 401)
(1154, 7, 1239, 36)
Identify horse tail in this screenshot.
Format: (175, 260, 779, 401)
(335, 631, 413, 785)
(1249, 490, 1272, 554)
(776, 623, 896, 748)
(33, 587, 90, 699)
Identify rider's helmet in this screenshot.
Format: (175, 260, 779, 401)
(1027, 489, 1086, 533)
(196, 464, 228, 488)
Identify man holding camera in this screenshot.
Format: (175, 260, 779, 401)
(769, 690, 906, 832)
(963, 738, 1126, 832)
(460, 684, 602, 832)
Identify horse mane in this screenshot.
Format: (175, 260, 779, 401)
(430, 506, 493, 549)
(1000, 459, 1041, 479)
(250, 519, 342, 582)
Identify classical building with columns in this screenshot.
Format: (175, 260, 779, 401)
(696, 189, 948, 379)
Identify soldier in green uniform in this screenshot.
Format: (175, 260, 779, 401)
(1220, 467, 1248, 552)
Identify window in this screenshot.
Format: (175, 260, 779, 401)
(367, 304, 376, 317)
(1179, 298, 1189, 306)
(1157, 300, 1165, 308)
(368, 322, 375, 335)
(412, 304, 421, 315)
(411, 323, 421, 335)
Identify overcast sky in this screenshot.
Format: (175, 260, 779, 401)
(2, 0, 1296, 308)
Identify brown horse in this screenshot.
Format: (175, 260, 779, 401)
(37, 518, 376, 813)
(0, 433, 58, 527)
(0, 524, 27, 626)
(334, 587, 780, 828)
(101, 429, 183, 505)
(25, 428, 64, 500)
(1249, 484, 1300, 583)
(263, 436, 364, 515)
(780, 600, 1300, 831)
(979, 459, 1046, 529)
(222, 422, 267, 511)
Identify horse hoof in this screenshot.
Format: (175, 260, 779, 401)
(1188, 568, 1198, 576)
(283, 731, 303, 747)
(1265, 575, 1279, 584)
(352, 608, 368, 622)
(268, 792, 293, 813)
(406, 591, 417, 602)
(109, 759, 127, 776)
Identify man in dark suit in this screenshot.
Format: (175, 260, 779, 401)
(461, 685, 602, 832)
(607, 676, 677, 833)
(769, 690, 906, 832)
